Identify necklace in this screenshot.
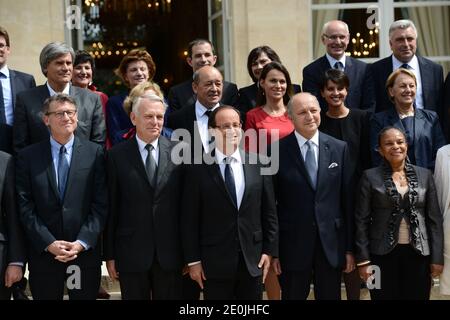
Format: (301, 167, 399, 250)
(392, 171, 408, 187)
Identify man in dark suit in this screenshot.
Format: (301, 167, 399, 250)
(168, 65, 224, 156)
(0, 26, 36, 154)
(0, 151, 26, 300)
(445, 72, 450, 140)
(303, 20, 374, 111)
(168, 39, 238, 112)
(273, 93, 353, 300)
(104, 92, 183, 300)
(182, 105, 278, 300)
(15, 94, 108, 300)
(13, 42, 105, 154)
(368, 20, 444, 117)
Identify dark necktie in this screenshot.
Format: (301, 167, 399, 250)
(204, 110, 212, 119)
(0, 72, 6, 124)
(145, 144, 157, 187)
(224, 157, 237, 208)
(304, 141, 317, 189)
(334, 61, 344, 71)
(57, 145, 70, 199)
(400, 63, 410, 70)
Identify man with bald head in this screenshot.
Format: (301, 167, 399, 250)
(167, 65, 224, 155)
(272, 93, 353, 300)
(303, 20, 374, 111)
(369, 20, 444, 116)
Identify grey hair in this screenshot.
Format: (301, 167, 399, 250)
(389, 19, 418, 40)
(321, 20, 349, 36)
(132, 93, 167, 115)
(287, 92, 320, 119)
(39, 42, 75, 76)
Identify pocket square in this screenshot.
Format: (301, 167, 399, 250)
(328, 162, 338, 169)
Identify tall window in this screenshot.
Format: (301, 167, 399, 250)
(311, 0, 450, 74)
(208, 0, 232, 81)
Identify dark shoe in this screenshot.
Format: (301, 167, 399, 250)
(97, 286, 110, 299)
(12, 287, 29, 300)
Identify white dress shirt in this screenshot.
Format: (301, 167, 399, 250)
(215, 148, 245, 209)
(46, 82, 70, 96)
(392, 55, 423, 109)
(195, 100, 219, 152)
(294, 130, 319, 166)
(326, 53, 346, 70)
(0, 65, 13, 125)
(135, 134, 159, 167)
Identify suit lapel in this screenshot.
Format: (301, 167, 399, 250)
(285, 133, 315, 190)
(44, 141, 59, 200)
(129, 137, 152, 188)
(239, 151, 254, 212)
(63, 137, 82, 199)
(417, 56, 430, 106)
(317, 133, 331, 191)
(9, 70, 16, 108)
(154, 136, 171, 197)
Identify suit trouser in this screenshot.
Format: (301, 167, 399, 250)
(29, 266, 100, 300)
(182, 274, 201, 300)
(203, 253, 263, 300)
(279, 236, 341, 300)
(369, 244, 431, 300)
(119, 261, 182, 300)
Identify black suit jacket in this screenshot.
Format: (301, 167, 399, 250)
(181, 150, 278, 279)
(104, 136, 184, 273)
(302, 55, 375, 111)
(370, 108, 446, 170)
(236, 83, 302, 122)
(369, 55, 444, 115)
(355, 165, 443, 265)
(0, 151, 26, 283)
(168, 79, 238, 112)
(274, 132, 353, 271)
(15, 137, 108, 272)
(0, 70, 36, 154)
(444, 72, 450, 140)
(13, 85, 106, 153)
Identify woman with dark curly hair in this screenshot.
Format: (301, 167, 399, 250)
(106, 49, 156, 145)
(355, 126, 444, 300)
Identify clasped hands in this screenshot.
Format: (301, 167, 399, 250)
(47, 240, 84, 263)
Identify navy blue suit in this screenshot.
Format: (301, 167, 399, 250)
(370, 108, 446, 170)
(274, 131, 353, 299)
(369, 55, 444, 116)
(302, 55, 375, 111)
(0, 70, 36, 154)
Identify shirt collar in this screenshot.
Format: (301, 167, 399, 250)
(135, 134, 159, 153)
(392, 54, 418, 71)
(50, 134, 75, 151)
(46, 82, 70, 96)
(215, 147, 242, 165)
(0, 65, 9, 78)
(195, 100, 220, 119)
(325, 53, 346, 68)
(294, 130, 319, 148)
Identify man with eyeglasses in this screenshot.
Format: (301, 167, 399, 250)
(15, 93, 107, 300)
(302, 20, 375, 112)
(13, 42, 105, 154)
(0, 26, 36, 154)
(181, 105, 278, 300)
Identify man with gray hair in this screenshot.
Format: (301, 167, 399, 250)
(303, 20, 374, 112)
(368, 19, 444, 119)
(13, 42, 105, 153)
(104, 91, 184, 299)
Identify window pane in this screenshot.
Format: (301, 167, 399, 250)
(313, 0, 375, 3)
(211, 17, 224, 68)
(210, 0, 222, 15)
(394, 6, 450, 57)
(312, 8, 380, 59)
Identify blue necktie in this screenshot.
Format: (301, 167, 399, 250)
(304, 141, 317, 189)
(224, 157, 237, 207)
(400, 63, 410, 70)
(334, 61, 344, 71)
(0, 72, 6, 124)
(57, 145, 70, 199)
(145, 144, 157, 187)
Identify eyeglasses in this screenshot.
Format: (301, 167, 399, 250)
(323, 34, 348, 42)
(46, 109, 77, 119)
(215, 123, 242, 130)
(0, 43, 9, 50)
